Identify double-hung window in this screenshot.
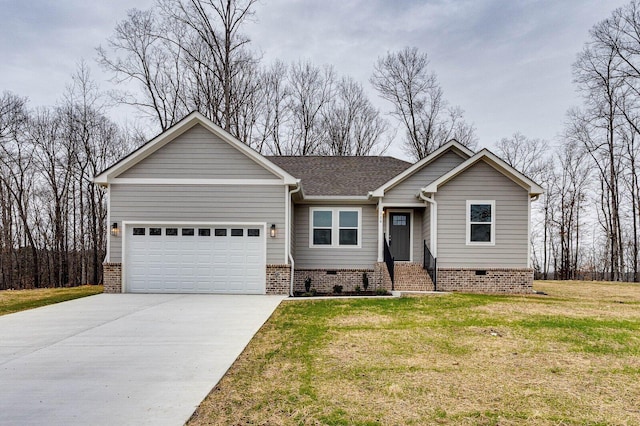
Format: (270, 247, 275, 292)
(466, 200, 495, 245)
(310, 208, 361, 248)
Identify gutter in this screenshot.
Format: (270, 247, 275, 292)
(287, 180, 302, 296)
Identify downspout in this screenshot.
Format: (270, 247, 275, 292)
(418, 190, 437, 258)
(288, 180, 302, 296)
(419, 189, 438, 290)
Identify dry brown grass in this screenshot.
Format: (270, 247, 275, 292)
(189, 281, 640, 425)
(0, 285, 103, 316)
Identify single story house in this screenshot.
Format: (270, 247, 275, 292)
(94, 112, 543, 295)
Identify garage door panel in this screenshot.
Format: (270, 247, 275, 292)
(125, 224, 265, 294)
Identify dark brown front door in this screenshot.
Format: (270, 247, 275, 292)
(389, 212, 410, 261)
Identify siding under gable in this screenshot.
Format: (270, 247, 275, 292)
(383, 150, 466, 204)
(118, 124, 279, 179)
(436, 160, 529, 268)
(109, 184, 286, 264)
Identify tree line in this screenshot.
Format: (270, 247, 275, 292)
(97, 0, 477, 160)
(496, 1, 640, 282)
(0, 66, 136, 289)
(2, 0, 639, 288)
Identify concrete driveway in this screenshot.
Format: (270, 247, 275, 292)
(0, 293, 285, 426)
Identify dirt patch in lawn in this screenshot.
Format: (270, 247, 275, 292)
(189, 282, 640, 425)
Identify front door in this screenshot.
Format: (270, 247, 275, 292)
(389, 212, 410, 261)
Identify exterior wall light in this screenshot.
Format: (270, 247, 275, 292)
(111, 222, 120, 237)
(270, 224, 277, 238)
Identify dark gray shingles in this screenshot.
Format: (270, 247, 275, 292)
(267, 156, 412, 196)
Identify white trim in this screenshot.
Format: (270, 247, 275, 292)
(284, 186, 289, 264)
(108, 178, 287, 185)
(106, 186, 111, 263)
(385, 209, 414, 262)
(370, 140, 474, 197)
(94, 112, 298, 185)
(380, 202, 425, 208)
(528, 195, 532, 268)
(302, 195, 371, 201)
(121, 221, 267, 294)
(423, 149, 544, 196)
(466, 200, 496, 246)
(122, 220, 267, 225)
(377, 201, 384, 262)
(308, 207, 363, 249)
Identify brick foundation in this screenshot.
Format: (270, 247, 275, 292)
(394, 263, 434, 291)
(374, 262, 393, 291)
(294, 268, 376, 293)
(266, 264, 291, 295)
(437, 268, 533, 294)
(103, 263, 122, 293)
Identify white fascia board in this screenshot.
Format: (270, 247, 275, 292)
(371, 140, 474, 196)
(302, 195, 371, 202)
(421, 149, 545, 196)
(122, 220, 266, 226)
(108, 178, 287, 185)
(93, 112, 298, 184)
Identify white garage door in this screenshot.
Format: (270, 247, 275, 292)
(124, 224, 266, 294)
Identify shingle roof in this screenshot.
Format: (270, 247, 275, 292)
(266, 156, 412, 196)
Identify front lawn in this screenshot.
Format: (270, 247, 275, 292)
(0, 285, 103, 316)
(190, 281, 640, 425)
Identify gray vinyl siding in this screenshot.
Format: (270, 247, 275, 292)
(413, 209, 424, 262)
(109, 184, 286, 264)
(436, 160, 529, 268)
(294, 204, 377, 268)
(383, 151, 466, 204)
(118, 124, 279, 179)
(423, 206, 431, 250)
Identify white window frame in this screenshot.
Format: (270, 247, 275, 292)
(309, 207, 362, 248)
(466, 200, 495, 246)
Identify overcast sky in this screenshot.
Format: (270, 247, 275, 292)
(0, 0, 630, 159)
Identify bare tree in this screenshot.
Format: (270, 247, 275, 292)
(320, 76, 389, 156)
(253, 60, 291, 155)
(495, 132, 551, 180)
(287, 61, 335, 155)
(97, 9, 185, 131)
(0, 93, 27, 289)
(495, 132, 553, 277)
(158, 0, 258, 131)
(370, 47, 476, 160)
(572, 16, 628, 280)
(0, 117, 40, 288)
(99, 0, 260, 137)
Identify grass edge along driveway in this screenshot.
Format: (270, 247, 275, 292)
(0, 285, 104, 316)
(190, 280, 640, 426)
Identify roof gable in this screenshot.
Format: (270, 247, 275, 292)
(370, 140, 474, 197)
(94, 112, 297, 185)
(422, 149, 544, 196)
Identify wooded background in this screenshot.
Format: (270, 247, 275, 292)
(1, 0, 639, 288)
